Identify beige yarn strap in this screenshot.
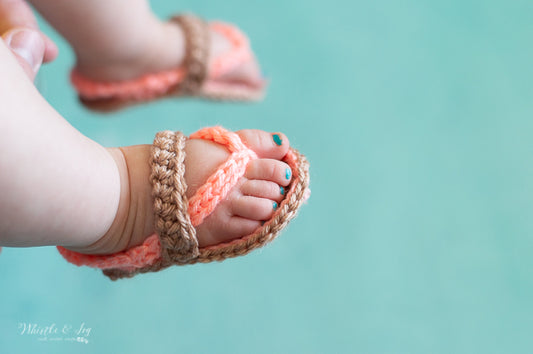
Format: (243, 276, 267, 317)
(151, 131, 199, 264)
(170, 14, 210, 94)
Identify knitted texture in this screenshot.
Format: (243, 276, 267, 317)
(57, 127, 310, 280)
(151, 131, 199, 264)
(70, 15, 264, 111)
(169, 14, 210, 94)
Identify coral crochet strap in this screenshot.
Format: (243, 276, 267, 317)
(57, 127, 310, 280)
(188, 128, 257, 226)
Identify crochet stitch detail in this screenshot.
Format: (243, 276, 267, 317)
(170, 14, 210, 94)
(151, 131, 199, 264)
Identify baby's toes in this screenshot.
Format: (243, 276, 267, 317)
(241, 180, 286, 203)
(237, 130, 290, 160)
(232, 196, 279, 221)
(245, 159, 292, 187)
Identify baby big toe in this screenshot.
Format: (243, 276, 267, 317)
(237, 130, 290, 159)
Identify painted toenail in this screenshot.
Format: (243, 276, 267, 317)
(285, 168, 292, 180)
(273, 202, 278, 210)
(272, 134, 283, 146)
(280, 186, 285, 195)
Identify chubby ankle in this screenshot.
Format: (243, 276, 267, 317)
(73, 20, 186, 82)
(65, 146, 155, 255)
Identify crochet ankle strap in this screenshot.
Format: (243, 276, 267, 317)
(152, 127, 258, 263)
(151, 131, 199, 265)
(170, 14, 210, 94)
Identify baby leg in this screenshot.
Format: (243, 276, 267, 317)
(0, 39, 121, 247)
(0, 39, 292, 255)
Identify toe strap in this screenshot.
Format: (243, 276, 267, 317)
(188, 127, 258, 226)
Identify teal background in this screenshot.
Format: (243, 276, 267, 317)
(2, 0, 533, 352)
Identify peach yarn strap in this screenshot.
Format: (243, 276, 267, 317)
(188, 127, 258, 226)
(208, 22, 251, 79)
(57, 234, 161, 272)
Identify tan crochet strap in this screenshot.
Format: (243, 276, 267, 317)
(151, 131, 199, 265)
(170, 14, 210, 94)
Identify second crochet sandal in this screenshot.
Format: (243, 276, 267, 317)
(57, 127, 310, 280)
(71, 14, 266, 112)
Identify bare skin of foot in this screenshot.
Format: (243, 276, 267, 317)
(65, 130, 292, 255)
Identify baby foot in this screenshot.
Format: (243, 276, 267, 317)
(65, 129, 291, 255)
(74, 18, 263, 90)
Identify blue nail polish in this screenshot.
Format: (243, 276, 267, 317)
(280, 186, 285, 195)
(273, 202, 278, 210)
(272, 134, 282, 146)
(285, 168, 292, 180)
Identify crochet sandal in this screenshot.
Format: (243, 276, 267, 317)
(57, 127, 310, 280)
(70, 14, 266, 112)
